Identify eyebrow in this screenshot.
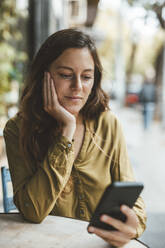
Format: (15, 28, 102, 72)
(56, 66, 94, 72)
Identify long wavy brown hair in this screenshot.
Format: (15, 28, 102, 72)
(19, 28, 109, 164)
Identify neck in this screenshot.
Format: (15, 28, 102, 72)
(76, 114, 84, 125)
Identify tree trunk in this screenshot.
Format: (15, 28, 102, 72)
(154, 45, 163, 121)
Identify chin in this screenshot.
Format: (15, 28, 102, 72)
(66, 107, 82, 116)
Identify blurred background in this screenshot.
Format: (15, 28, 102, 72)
(0, 0, 165, 247)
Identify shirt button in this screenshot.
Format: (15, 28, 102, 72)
(80, 209, 84, 215)
(75, 178, 80, 184)
(79, 195, 83, 200)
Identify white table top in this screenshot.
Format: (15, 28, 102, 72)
(0, 213, 147, 248)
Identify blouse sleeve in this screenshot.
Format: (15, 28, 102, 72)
(110, 118, 147, 238)
(3, 118, 75, 223)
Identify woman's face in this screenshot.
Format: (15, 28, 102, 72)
(49, 48, 95, 116)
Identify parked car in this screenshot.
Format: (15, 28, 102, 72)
(125, 91, 139, 106)
(125, 82, 142, 107)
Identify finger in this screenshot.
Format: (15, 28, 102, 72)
(43, 72, 48, 109)
(89, 227, 129, 247)
(100, 214, 126, 231)
(51, 78, 58, 106)
(121, 205, 139, 227)
(47, 72, 52, 108)
(100, 214, 136, 238)
(50, 78, 54, 105)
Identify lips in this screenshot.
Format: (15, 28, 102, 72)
(65, 96, 83, 99)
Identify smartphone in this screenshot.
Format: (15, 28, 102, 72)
(88, 181, 144, 232)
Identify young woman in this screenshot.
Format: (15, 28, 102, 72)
(4, 29, 146, 247)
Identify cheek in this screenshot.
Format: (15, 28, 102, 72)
(85, 82, 94, 96)
(50, 75, 63, 94)
(49, 81, 62, 101)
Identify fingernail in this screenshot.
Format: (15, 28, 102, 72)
(89, 227, 95, 232)
(121, 205, 127, 211)
(101, 215, 107, 221)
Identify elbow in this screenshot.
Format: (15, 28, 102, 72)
(23, 214, 45, 224)
(16, 202, 47, 224)
(14, 194, 51, 224)
(20, 208, 47, 223)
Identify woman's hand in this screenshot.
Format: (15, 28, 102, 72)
(88, 205, 138, 247)
(43, 71, 76, 141)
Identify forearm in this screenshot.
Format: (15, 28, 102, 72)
(5, 132, 74, 223)
(15, 156, 73, 223)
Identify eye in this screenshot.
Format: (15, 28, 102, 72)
(59, 73, 73, 79)
(82, 75, 93, 81)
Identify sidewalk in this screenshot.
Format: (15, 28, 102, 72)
(110, 100, 165, 248)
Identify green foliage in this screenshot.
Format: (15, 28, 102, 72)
(0, 0, 27, 115)
(125, 0, 165, 80)
(0, 0, 19, 42)
(127, 0, 165, 29)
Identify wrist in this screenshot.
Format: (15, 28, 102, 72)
(62, 123, 76, 142)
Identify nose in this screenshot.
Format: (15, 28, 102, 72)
(71, 75, 82, 90)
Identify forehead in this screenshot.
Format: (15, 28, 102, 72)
(51, 48, 95, 70)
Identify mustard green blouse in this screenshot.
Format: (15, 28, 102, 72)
(3, 110, 146, 237)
